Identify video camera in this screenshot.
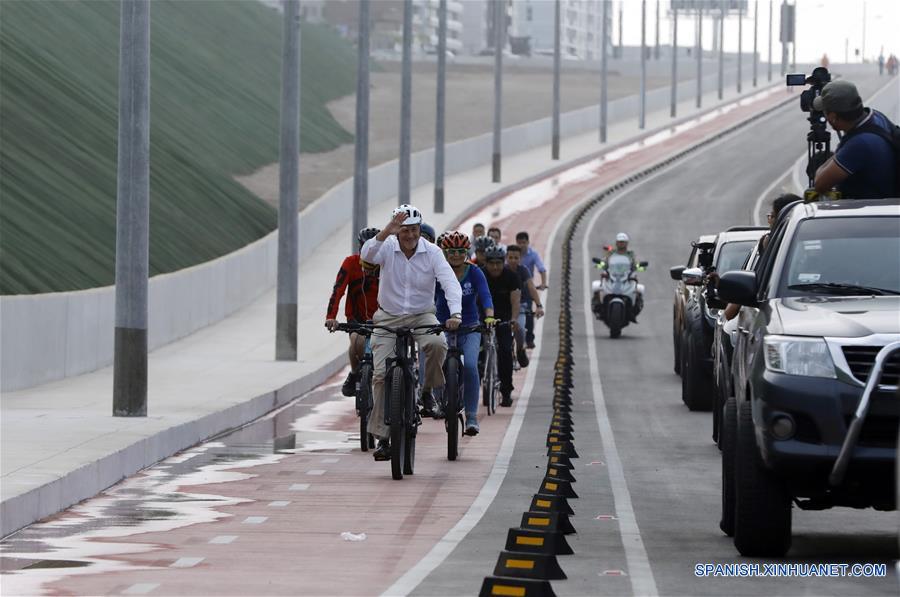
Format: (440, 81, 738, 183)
(786, 67, 832, 190)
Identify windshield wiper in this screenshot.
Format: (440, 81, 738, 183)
(788, 282, 900, 296)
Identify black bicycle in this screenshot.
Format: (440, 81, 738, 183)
(335, 323, 376, 452)
(442, 324, 485, 461)
(480, 321, 511, 416)
(376, 323, 442, 480)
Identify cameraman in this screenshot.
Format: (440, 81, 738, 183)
(812, 80, 896, 199)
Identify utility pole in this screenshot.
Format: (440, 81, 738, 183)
(492, 0, 503, 182)
(768, 0, 773, 81)
(861, 1, 866, 63)
(639, 0, 646, 129)
(275, 0, 300, 362)
(752, 0, 758, 87)
(600, 0, 608, 142)
(352, 0, 370, 250)
(696, 6, 702, 109)
(654, 0, 660, 60)
(552, 0, 560, 160)
(399, 0, 412, 203)
(844, 37, 848, 64)
(737, 5, 743, 93)
(717, 0, 724, 100)
(113, 0, 150, 416)
(780, 0, 788, 75)
(670, 6, 677, 118)
(434, 0, 447, 213)
(791, 1, 796, 71)
(617, 2, 623, 59)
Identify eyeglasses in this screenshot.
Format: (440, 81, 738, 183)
(444, 248, 468, 255)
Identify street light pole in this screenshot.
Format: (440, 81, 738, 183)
(768, 0, 773, 81)
(696, 6, 702, 109)
(752, 0, 758, 87)
(655, 0, 660, 60)
(399, 0, 412, 204)
(600, 0, 608, 143)
(113, 0, 151, 416)
(434, 0, 447, 213)
(352, 0, 370, 250)
(617, 2, 623, 59)
(670, 7, 677, 118)
(640, 0, 646, 129)
(717, 0, 724, 100)
(552, 0, 560, 160)
(737, 4, 743, 93)
(275, 0, 301, 362)
(492, 0, 503, 182)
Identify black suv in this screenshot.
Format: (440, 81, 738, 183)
(670, 228, 766, 411)
(718, 199, 900, 557)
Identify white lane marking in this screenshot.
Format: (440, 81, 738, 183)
(208, 535, 237, 544)
(170, 557, 204, 569)
(268, 501, 291, 507)
(122, 583, 160, 595)
(289, 483, 310, 491)
(306, 469, 326, 476)
(242, 516, 268, 524)
(320, 458, 340, 464)
(382, 172, 599, 597)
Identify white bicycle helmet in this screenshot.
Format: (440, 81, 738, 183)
(616, 232, 630, 242)
(392, 204, 423, 226)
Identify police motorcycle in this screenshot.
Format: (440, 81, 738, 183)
(591, 252, 648, 338)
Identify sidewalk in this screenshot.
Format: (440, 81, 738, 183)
(0, 79, 779, 537)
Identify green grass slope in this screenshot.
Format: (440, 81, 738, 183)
(0, 0, 357, 294)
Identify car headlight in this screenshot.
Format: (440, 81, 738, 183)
(763, 335, 836, 379)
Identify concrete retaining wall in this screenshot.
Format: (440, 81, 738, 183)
(1, 67, 743, 392)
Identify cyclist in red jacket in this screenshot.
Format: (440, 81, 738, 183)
(325, 227, 381, 396)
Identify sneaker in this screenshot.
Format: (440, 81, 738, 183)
(464, 416, 480, 436)
(500, 390, 513, 407)
(516, 348, 530, 367)
(373, 439, 391, 461)
(419, 389, 435, 417)
(341, 371, 359, 397)
(431, 395, 445, 420)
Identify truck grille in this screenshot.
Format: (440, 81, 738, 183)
(841, 346, 900, 387)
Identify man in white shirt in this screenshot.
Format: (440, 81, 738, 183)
(360, 204, 463, 460)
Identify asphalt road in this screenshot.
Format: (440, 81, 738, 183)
(414, 70, 900, 596)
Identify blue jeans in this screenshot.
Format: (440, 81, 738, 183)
(441, 331, 481, 417)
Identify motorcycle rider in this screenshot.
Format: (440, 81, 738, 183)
(593, 232, 645, 323)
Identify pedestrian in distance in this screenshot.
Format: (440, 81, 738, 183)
(812, 80, 900, 200)
(359, 205, 462, 461)
(325, 227, 382, 397)
(487, 226, 502, 244)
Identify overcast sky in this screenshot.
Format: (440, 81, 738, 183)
(612, 0, 898, 64)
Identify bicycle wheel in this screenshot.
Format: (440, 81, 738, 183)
(489, 356, 498, 415)
(444, 357, 460, 461)
(404, 370, 417, 475)
(483, 347, 495, 416)
(389, 367, 405, 480)
(357, 363, 373, 452)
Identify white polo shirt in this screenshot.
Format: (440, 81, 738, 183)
(361, 235, 462, 316)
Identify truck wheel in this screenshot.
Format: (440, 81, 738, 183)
(733, 400, 792, 557)
(719, 397, 737, 537)
(673, 306, 682, 375)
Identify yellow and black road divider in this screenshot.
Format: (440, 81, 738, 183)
(481, 90, 798, 597)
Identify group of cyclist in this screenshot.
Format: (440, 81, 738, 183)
(324, 204, 547, 462)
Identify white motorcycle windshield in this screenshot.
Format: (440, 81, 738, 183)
(607, 254, 632, 275)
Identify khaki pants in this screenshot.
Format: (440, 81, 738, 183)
(367, 308, 447, 439)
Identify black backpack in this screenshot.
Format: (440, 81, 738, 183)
(840, 109, 900, 197)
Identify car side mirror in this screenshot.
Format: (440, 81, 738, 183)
(717, 271, 759, 307)
(669, 265, 686, 281)
(681, 267, 704, 286)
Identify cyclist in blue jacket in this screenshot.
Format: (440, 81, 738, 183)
(435, 231, 495, 436)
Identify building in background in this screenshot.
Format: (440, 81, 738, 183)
(510, 0, 603, 59)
